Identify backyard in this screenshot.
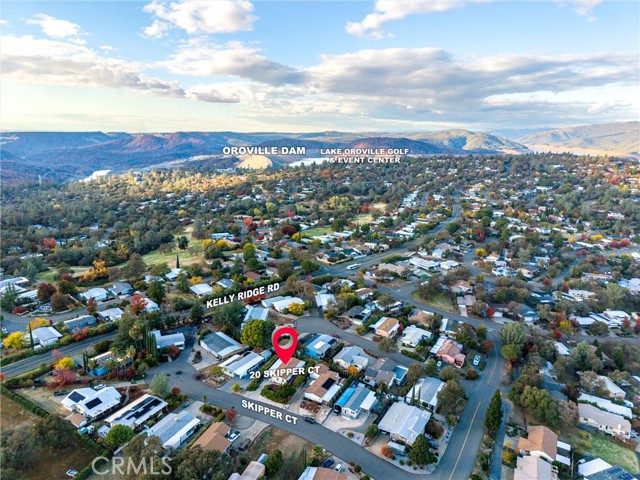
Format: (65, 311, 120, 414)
(0, 395, 98, 480)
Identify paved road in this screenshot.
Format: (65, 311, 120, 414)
(0, 331, 117, 377)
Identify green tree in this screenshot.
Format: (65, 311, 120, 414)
(147, 279, 166, 304)
(150, 372, 170, 397)
(178, 236, 189, 250)
(189, 303, 204, 323)
(499, 321, 525, 347)
(437, 379, 466, 415)
(211, 302, 244, 330)
(175, 272, 190, 293)
(104, 424, 134, 448)
(366, 424, 379, 440)
(501, 344, 521, 364)
(123, 253, 147, 282)
(242, 243, 257, 262)
(264, 449, 283, 476)
(406, 363, 425, 386)
(241, 319, 266, 348)
(439, 366, 458, 382)
(409, 435, 436, 466)
(173, 446, 229, 480)
(379, 337, 398, 353)
(424, 358, 438, 377)
(0, 285, 20, 310)
(484, 389, 503, 435)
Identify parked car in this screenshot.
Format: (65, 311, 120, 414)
(436, 360, 443, 368)
(330, 333, 340, 339)
(321, 459, 334, 468)
(473, 355, 481, 366)
(303, 416, 316, 424)
(94, 384, 106, 391)
(33, 378, 46, 385)
(238, 439, 251, 452)
(54, 389, 69, 396)
(334, 464, 344, 473)
(66, 470, 79, 478)
(1, 327, 8, 335)
(228, 431, 240, 441)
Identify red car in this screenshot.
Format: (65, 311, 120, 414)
(331, 333, 340, 339)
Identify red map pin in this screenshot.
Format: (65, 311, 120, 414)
(272, 326, 298, 364)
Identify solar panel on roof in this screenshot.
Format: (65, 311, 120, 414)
(85, 398, 103, 409)
(321, 378, 335, 390)
(68, 392, 85, 402)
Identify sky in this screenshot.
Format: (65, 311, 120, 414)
(0, 0, 638, 133)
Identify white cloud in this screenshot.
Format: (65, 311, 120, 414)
(1, 34, 185, 98)
(162, 39, 304, 85)
(345, 0, 485, 38)
(142, 0, 256, 37)
(25, 13, 86, 44)
(565, 0, 603, 16)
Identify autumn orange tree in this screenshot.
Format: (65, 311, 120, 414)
(80, 259, 108, 283)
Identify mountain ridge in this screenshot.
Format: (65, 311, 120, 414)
(1, 122, 635, 184)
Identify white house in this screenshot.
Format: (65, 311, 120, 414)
(81, 288, 108, 302)
(404, 377, 444, 411)
(30, 326, 62, 347)
(200, 331, 244, 360)
(578, 403, 631, 439)
(219, 351, 270, 379)
(98, 307, 123, 322)
(150, 330, 186, 350)
(333, 346, 369, 371)
(105, 394, 168, 429)
(401, 325, 431, 348)
(144, 410, 200, 450)
(62, 387, 122, 421)
(189, 283, 213, 297)
(378, 402, 430, 446)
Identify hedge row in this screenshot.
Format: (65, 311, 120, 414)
(3, 363, 52, 389)
(0, 385, 50, 417)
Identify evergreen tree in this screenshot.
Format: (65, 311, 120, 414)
(409, 435, 435, 466)
(147, 279, 166, 304)
(485, 389, 503, 435)
(176, 254, 180, 269)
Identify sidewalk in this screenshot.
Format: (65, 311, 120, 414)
(489, 398, 511, 480)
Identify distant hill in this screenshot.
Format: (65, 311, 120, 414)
(517, 122, 639, 158)
(0, 128, 530, 184)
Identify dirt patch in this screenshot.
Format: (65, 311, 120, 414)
(300, 400, 321, 415)
(0, 395, 40, 432)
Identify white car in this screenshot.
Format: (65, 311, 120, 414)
(436, 360, 443, 368)
(346, 263, 360, 270)
(66, 470, 79, 478)
(334, 464, 344, 473)
(473, 355, 481, 366)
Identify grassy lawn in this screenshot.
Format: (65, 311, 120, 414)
(37, 266, 90, 282)
(587, 432, 640, 474)
(354, 213, 373, 225)
(411, 290, 456, 312)
(303, 227, 332, 237)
